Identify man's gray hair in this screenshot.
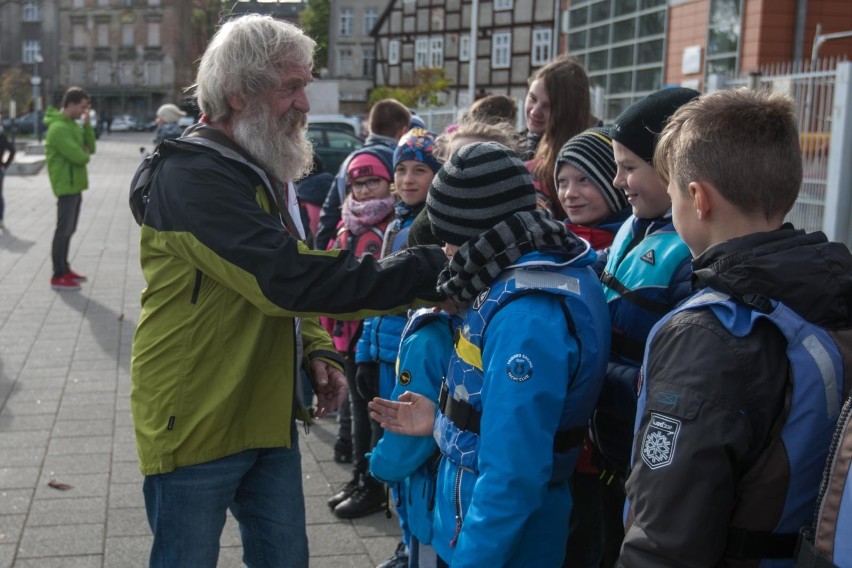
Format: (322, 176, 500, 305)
(196, 14, 315, 122)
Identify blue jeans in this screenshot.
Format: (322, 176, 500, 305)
(143, 429, 307, 568)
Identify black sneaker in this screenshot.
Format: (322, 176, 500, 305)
(333, 477, 387, 519)
(376, 541, 408, 568)
(327, 475, 359, 510)
(333, 438, 353, 463)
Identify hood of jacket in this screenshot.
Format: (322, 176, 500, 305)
(692, 225, 852, 329)
(44, 106, 68, 127)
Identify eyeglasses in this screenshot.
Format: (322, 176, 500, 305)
(351, 177, 385, 192)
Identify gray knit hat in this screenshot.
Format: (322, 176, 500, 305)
(554, 127, 628, 214)
(427, 141, 536, 246)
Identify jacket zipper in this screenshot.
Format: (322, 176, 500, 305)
(450, 465, 464, 547)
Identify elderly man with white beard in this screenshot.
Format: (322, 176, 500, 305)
(129, 14, 448, 568)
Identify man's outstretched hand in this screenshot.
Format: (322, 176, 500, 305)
(368, 391, 436, 436)
(310, 359, 348, 418)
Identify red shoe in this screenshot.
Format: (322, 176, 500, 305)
(66, 269, 88, 282)
(51, 274, 81, 291)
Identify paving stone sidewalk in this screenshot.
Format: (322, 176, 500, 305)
(0, 133, 401, 568)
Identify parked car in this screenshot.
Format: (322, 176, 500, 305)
(9, 111, 45, 135)
(110, 114, 138, 132)
(307, 114, 366, 138)
(306, 125, 364, 175)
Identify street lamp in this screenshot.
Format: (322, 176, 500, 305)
(31, 52, 43, 142)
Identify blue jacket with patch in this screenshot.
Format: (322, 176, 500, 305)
(370, 309, 458, 545)
(592, 213, 692, 473)
(619, 227, 852, 568)
(431, 249, 611, 567)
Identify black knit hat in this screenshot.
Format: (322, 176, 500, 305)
(427, 142, 536, 246)
(611, 87, 700, 164)
(554, 127, 628, 214)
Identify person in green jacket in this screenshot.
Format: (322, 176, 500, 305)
(44, 86, 96, 290)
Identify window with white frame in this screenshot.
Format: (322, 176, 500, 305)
(97, 23, 109, 47)
(415, 38, 428, 69)
(494, 0, 513, 10)
(22, 2, 40, 22)
(22, 40, 41, 63)
(69, 60, 86, 84)
(148, 21, 160, 47)
(122, 23, 134, 46)
(363, 8, 378, 36)
(339, 8, 353, 37)
(491, 31, 511, 68)
(72, 23, 86, 48)
(459, 35, 470, 62)
(531, 28, 552, 66)
(429, 37, 443, 68)
(145, 61, 162, 85)
(388, 40, 400, 65)
(362, 47, 375, 77)
(338, 47, 354, 75)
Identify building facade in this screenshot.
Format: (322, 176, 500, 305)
(327, 0, 384, 114)
(373, 0, 559, 109)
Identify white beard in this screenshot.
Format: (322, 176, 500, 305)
(232, 101, 313, 183)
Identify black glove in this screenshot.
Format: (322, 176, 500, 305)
(377, 245, 448, 302)
(354, 362, 380, 402)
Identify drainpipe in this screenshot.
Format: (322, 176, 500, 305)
(793, 0, 807, 61)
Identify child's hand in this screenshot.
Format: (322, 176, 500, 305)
(368, 391, 435, 436)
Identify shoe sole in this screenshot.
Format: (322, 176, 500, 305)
(332, 502, 388, 519)
(51, 285, 81, 290)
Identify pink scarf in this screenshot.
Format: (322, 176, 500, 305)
(342, 195, 396, 236)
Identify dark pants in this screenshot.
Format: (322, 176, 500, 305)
(0, 167, 5, 221)
(565, 471, 605, 568)
(344, 358, 382, 476)
(600, 471, 628, 568)
(52, 194, 82, 278)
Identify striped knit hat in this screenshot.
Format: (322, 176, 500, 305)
(554, 127, 628, 214)
(427, 141, 536, 246)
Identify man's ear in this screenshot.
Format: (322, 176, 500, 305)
(227, 95, 245, 112)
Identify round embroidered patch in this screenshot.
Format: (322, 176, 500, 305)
(505, 354, 533, 382)
(398, 370, 412, 386)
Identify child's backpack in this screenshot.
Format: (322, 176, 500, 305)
(796, 393, 852, 568)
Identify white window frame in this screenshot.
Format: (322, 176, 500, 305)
(339, 8, 353, 37)
(491, 31, 511, 69)
(22, 1, 40, 22)
(459, 35, 470, 62)
(531, 28, 552, 66)
(494, 0, 513, 11)
(414, 38, 429, 69)
(147, 21, 160, 47)
(337, 46, 354, 75)
(362, 47, 375, 77)
(22, 40, 41, 63)
(429, 36, 444, 68)
(388, 40, 400, 65)
(363, 8, 378, 36)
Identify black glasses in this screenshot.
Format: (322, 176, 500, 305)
(351, 178, 385, 192)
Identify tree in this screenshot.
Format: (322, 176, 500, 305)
(0, 67, 33, 114)
(300, 0, 330, 72)
(368, 67, 451, 109)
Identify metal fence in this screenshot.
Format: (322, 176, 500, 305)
(723, 57, 845, 235)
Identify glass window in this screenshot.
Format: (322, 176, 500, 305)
(494, 0, 513, 11)
(97, 0, 108, 6)
(589, 25, 608, 47)
(22, 40, 41, 63)
(609, 71, 632, 94)
(122, 23, 134, 47)
(388, 40, 400, 65)
(429, 37, 444, 68)
(69, 60, 86, 83)
(607, 98, 632, 120)
(328, 131, 362, 150)
(612, 18, 635, 41)
(96, 60, 111, 85)
(635, 68, 662, 91)
(459, 35, 470, 61)
(120, 61, 134, 85)
(569, 30, 586, 52)
(73, 0, 84, 6)
(569, 6, 588, 27)
(362, 47, 375, 77)
(22, 2, 40, 22)
(491, 31, 511, 69)
(590, 0, 610, 21)
(637, 39, 663, 64)
(72, 24, 86, 48)
(338, 47, 353, 74)
(639, 11, 665, 36)
(339, 8, 353, 37)
(611, 45, 633, 68)
(148, 0, 160, 5)
(97, 23, 109, 47)
(641, 0, 666, 7)
(706, 57, 736, 75)
(363, 8, 378, 35)
(587, 50, 608, 72)
(145, 61, 162, 85)
(531, 29, 552, 66)
(613, 0, 637, 16)
(415, 38, 428, 68)
(148, 22, 160, 47)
